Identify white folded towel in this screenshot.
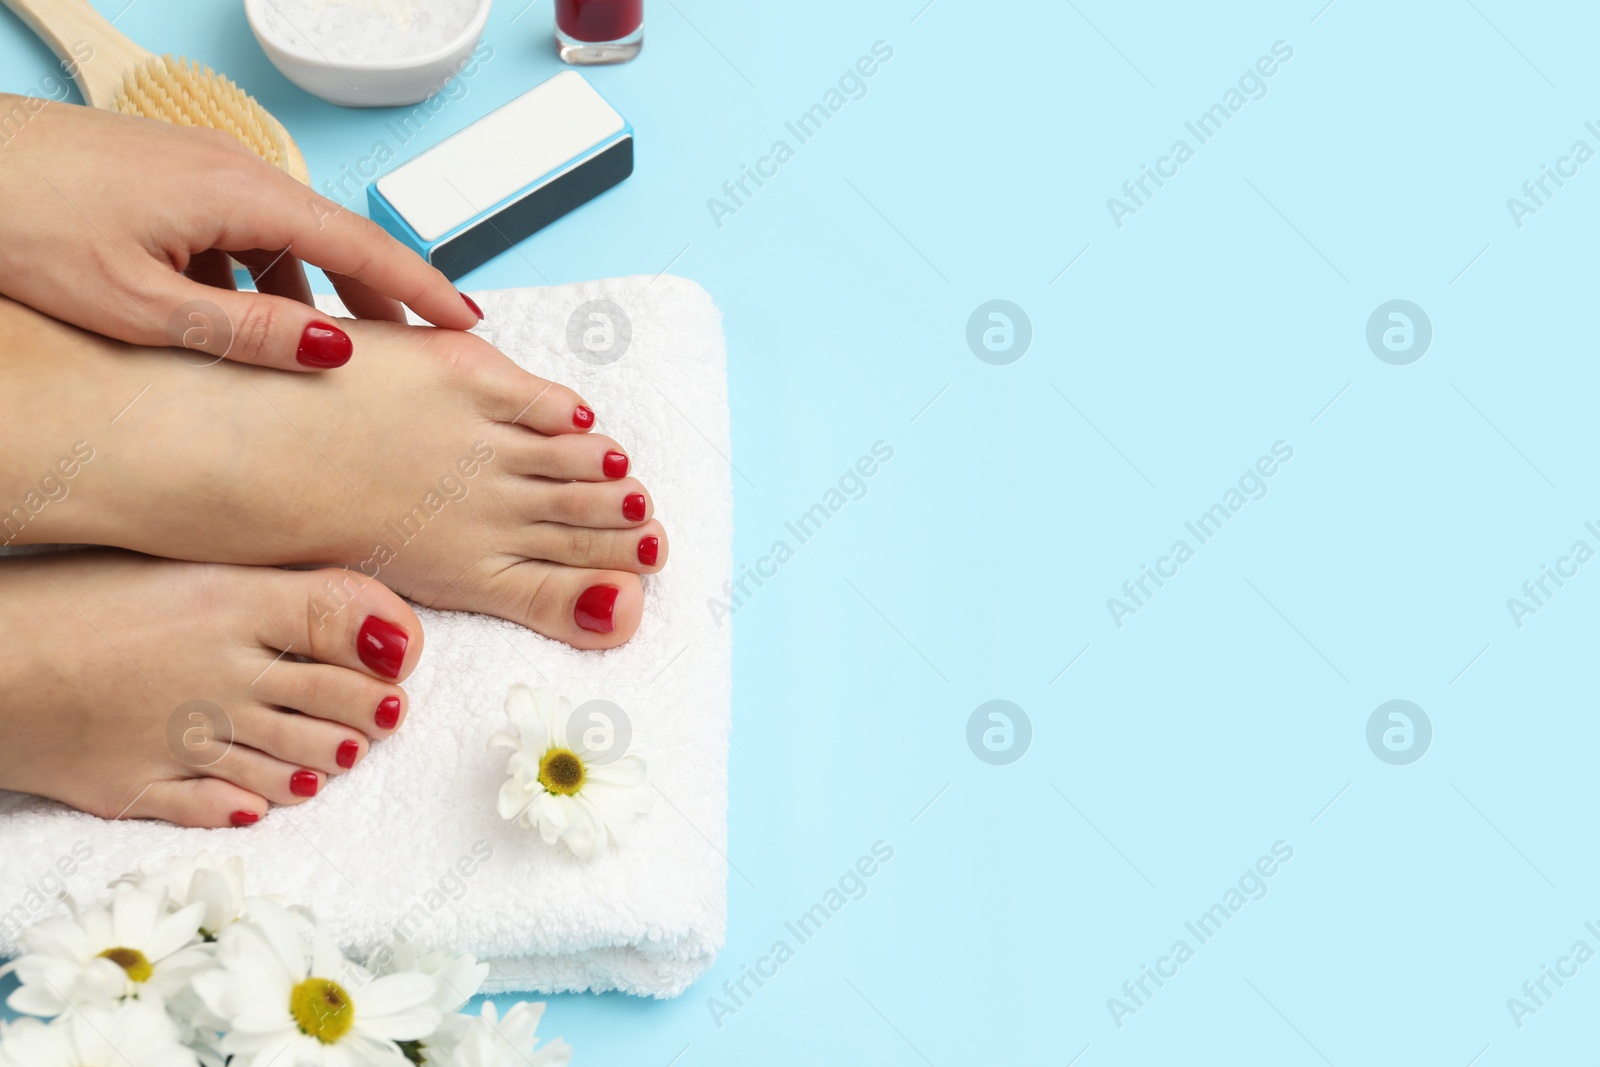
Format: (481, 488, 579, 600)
(0, 277, 731, 998)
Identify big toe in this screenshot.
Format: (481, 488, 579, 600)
(485, 562, 643, 650)
(254, 566, 425, 682)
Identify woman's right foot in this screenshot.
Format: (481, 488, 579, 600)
(0, 297, 668, 649)
(0, 550, 422, 827)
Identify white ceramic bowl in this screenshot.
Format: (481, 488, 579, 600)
(244, 0, 492, 108)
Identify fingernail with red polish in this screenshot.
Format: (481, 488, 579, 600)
(603, 451, 629, 479)
(290, 770, 319, 797)
(573, 405, 595, 429)
(637, 535, 659, 567)
(336, 740, 360, 769)
(357, 616, 408, 679)
(575, 585, 619, 633)
(297, 322, 352, 368)
(230, 810, 260, 827)
(460, 292, 483, 320)
(375, 695, 402, 730)
(623, 492, 646, 522)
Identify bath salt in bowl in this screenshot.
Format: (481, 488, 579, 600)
(245, 0, 492, 107)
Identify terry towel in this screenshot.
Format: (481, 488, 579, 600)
(0, 277, 731, 998)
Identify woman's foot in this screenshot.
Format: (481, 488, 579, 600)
(0, 550, 421, 827)
(0, 298, 666, 648)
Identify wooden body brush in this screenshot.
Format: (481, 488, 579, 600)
(1, 0, 309, 183)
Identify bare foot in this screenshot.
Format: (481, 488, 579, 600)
(0, 550, 421, 827)
(0, 297, 665, 648)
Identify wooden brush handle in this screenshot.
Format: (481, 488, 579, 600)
(1, 0, 151, 108)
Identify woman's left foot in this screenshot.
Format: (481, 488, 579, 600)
(0, 299, 667, 649)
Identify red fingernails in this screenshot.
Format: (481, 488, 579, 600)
(637, 535, 659, 567)
(460, 292, 483, 320)
(375, 695, 402, 730)
(296, 322, 352, 369)
(573, 405, 595, 429)
(357, 616, 408, 679)
(623, 492, 646, 522)
(603, 451, 630, 479)
(575, 585, 619, 633)
(230, 810, 260, 827)
(290, 770, 320, 797)
(336, 740, 360, 769)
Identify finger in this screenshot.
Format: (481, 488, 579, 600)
(144, 274, 354, 371)
(183, 248, 237, 292)
(236, 248, 314, 306)
(213, 177, 479, 330)
(327, 270, 407, 324)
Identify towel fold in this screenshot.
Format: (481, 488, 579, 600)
(0, 276, 731, 997)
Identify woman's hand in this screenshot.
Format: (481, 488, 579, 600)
(0, 95, 480, 370)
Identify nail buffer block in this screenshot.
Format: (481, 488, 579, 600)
(368, 70, 633, 280)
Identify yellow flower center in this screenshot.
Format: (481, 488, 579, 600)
(290, 977, 355, 1044)
(97, 947, 152, 983)
(538, 747, 586, 795)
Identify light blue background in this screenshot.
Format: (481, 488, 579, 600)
(6, 0, 1600, 1063)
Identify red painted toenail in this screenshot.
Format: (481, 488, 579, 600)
(337, 740, 360, 769)
(623, 492, 647, 521)
(603, 451, 630, 479)
(575, 585, 619, 633)
(573, 405, 595, 429)
(230, 810, 259, 827)
(357, 616, 408, 679)
(290, 770, 319, 797)
(637, 535, 659, 566)
(460, 292, 483, 320)
(375, 695, 402, 730)
(296, 322, 352, 368)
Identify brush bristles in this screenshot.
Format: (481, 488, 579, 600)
(113, 55, 287, 172)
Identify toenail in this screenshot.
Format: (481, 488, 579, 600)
(637, 535, 659, 567)
(290, 770, 320, 797)
(230, 810, 260, 827)
(337, 740, 360, 769)
(623, 492, 646, 522)
(573, 405, 595, 429)
(603, 451, 630, 479)
(575, 585, 619, 633)
(296, 322, 353, 368)
(460, 292, 483, 320)
(375, 695, 402, 730)
(357, 616, 408, 679)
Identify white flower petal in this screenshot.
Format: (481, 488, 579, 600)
(498, 777, 534, 821)
(504, 684, 537, 721)
(584, 753, 648, 787)
(146, 900, 206, 961)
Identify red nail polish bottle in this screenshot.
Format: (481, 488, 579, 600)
(556, 0, 643, 65)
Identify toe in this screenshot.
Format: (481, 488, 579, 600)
(487, 561, 643, 649)
(255, 661, 407, 740)
(207, 742, 325, 806)
(233, 703, 369, 775)
(524, 478, 654, 529)
(496, 430, 633, 482)
(517, 520, 667, 573)
(134, 778, 269, 830)
(450, 332, 595, 436)
(255, 567, 424, 683)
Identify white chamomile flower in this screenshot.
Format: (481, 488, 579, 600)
(193, 898, 439, 1066)
(424, 1001, 570, 1067)
(1, 888, 209, 1016)
(0, 999, 198, 1067)
(112, 852, 248, 938)
(490, 684, 651, 860)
